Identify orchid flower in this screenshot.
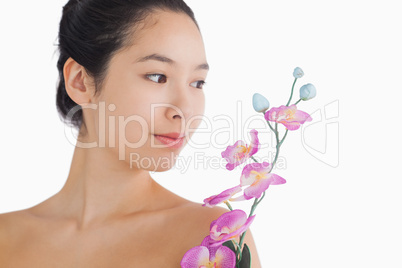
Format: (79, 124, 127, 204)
(203, 185, 242, 208)
(209, 210, 256, 247)
(221, 129, 260, 171)
(238, 162, 286, 200)
(181, 236, 236, 268)
(265, 104, 312, 131)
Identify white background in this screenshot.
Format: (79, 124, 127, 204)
(0, 0, 401, 267)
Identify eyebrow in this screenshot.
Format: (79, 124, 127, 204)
(135, 53, 209, 71)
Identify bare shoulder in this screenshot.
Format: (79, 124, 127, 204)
(187, 202, 230, 217)
(0, 209, 32, 239)
(0, 211, 11, 243)
(179, 201, 231, 229)
(0, 210, 23, 236)
(176, 201, 230, 237)
(0, 209, 31, 261)
(0, 208, 35, 224)
(0, 212, 9, 262)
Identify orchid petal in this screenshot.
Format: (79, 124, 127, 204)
(209, 210, 256, 246)
(203, 185, 242, 208)
(243, 173, 286, 199)
(264, 104, 312, 131)
(248, 129, 260, 156)
(200, 236, 220, 259)
(240, 162, 272, 187)
(221, 129, 261, 170)
(280, 120, 301, 130)
(243, 177, 271, 199)
(229, 194, 247, 202)
(293, 109, 313, 123)
(269, 174, 287, 185)
(240, 163, 286, 199)
(211, 210, 247, 232)
(221, 140, 247, 171)
(214, 246, 236, 267)
(181, 246, 210, 267)
(210, 214, 256, 247)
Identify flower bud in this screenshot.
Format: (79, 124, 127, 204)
(252, 93, 270, 113)
(293, 67, 304, 78)
(299, 83, 317, 101)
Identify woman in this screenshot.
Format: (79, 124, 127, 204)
(0, 0, 261, 266)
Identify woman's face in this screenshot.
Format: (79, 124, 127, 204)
(85, 10, 208, 172)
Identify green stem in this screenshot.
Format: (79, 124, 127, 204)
(257, 191, 266, 205)
(237, 197, 258, 256)
(271, 145, 280, 169)
(237, 231, 246, 266)
(286, 78, 298, 106)
(237, 191, 267, 265)
(233, 240, 242, 266)
(274, 123, 279, 144)
(294, 98, 302, 105)
(225, 201, 233, 211)
(267, 120, 275, 133)
(248, 198, 259, 217)
(251, 156, 259, 163)
(270, 123, 280, 168)
(279, 129, 288, 147)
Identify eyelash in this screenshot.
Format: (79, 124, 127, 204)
(145, 73, 206, 89)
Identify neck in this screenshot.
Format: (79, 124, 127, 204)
(53, 139, 156, 230)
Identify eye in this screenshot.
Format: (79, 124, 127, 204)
(146, 74, 167, 83)
(190, 80, 207, 89)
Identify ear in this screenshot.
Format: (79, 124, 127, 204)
(63, 57, 95, 105)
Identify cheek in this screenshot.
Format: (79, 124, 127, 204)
(114, 103, 153, 143)
(197, 92, 206, 113)
(104, 80, 156, 123)
(97, 91, 155, 146)
(187, 92, 205, 132)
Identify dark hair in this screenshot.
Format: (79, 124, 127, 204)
(56, 0, 198, 133)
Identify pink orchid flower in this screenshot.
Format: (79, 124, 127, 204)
(202, 185, 242, 208)
(181, 236, 236, 268)
(221, 129, 260, 171)
(264, 104, 312, 131)
(239, 162, 286, 200)
(209, 210, 256, 247)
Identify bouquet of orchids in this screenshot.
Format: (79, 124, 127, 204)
(181, 67, 317, 268)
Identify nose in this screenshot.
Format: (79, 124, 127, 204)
(166, 83, 194, 122)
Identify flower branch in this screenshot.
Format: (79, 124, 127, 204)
(181, 67, 317, 268)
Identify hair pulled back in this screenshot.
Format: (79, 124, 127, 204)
(56, 0, 198, 132)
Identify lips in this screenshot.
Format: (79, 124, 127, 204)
(155, 132, 185, 139)
(153, 132, 185, 149)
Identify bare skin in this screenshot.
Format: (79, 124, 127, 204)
(0, 10, 261, 267)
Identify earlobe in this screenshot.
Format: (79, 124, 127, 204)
(63, 57, 93, 105)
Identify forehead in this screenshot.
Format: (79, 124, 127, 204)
(124, 10, 207, 67)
